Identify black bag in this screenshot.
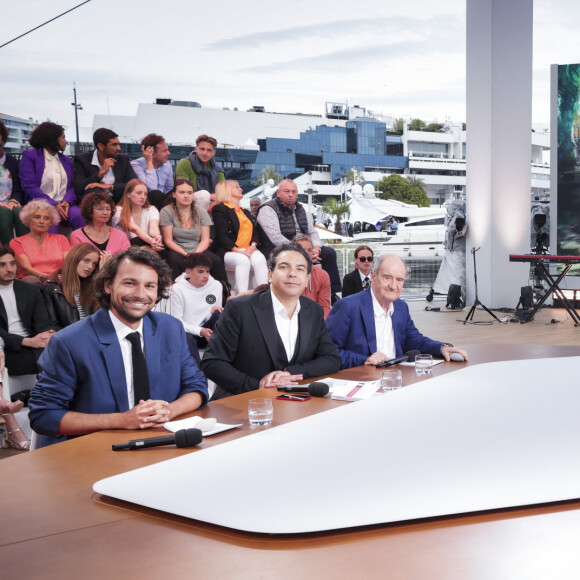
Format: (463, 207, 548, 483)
(446, 284, 464, 309)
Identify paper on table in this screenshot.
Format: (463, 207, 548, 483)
(164, 416, 242, 437)
(326, 378, 382, 401)
(399, 359, 445, 367)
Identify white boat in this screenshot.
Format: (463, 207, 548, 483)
(334, 197, 447, 257)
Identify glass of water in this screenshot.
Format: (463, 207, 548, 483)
(382, 369, 403, 392)
(415, 354, 433, 375)
(248, 398, 273, 426)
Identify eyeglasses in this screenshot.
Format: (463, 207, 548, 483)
(357, 256, 373, 263)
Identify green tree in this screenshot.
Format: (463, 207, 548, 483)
(323, 198, 351, 234)
(426, 122, 444, 133)
(254, 165, 282, 186)
(408, 118, 426, 131)
(343, 169, 364, 185)
(392, 118, 404, 134)
(376, 174, 430, 207)
(405, 175, 427, 193)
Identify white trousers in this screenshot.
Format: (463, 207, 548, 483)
(224, 249, 268, 293)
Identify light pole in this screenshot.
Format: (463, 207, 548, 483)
(71, 83, 82, 153)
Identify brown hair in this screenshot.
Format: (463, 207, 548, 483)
(56, 243, 100, 310)
(170, 178, 198, 228)
(93, 247, 172, 308)
(80, 192, 115, 225)
(354, 245, 373, 259)
(117, 179, 150, 233)
(195, 134, 217, 148)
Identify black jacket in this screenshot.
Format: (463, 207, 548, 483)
(40, 282, 80, 331)
(73, 151, 137, 203)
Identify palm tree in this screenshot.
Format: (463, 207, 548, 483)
(323, 198, 351, 235)
(254, 166, 282, 186)
(406, 175, 427, 193)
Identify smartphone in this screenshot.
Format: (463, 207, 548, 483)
(276, 394, 311, 402)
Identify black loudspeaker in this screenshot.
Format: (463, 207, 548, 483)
(446, 284, 463, 309)
(520, 286, 534, 309)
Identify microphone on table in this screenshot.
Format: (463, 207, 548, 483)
(404, 349, 422, 362)
(112, 428, 203, 451)
(375, 350, 422, 367)
(277, 381, 330, 397)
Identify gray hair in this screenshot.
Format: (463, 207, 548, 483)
(20, 199, 61, 227)
(373, 253, 407, 274)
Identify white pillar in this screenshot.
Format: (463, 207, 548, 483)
(466, 0, 533, 308)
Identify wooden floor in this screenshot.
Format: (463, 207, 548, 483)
(2, 300, 579, 460)
(407, 299, 580, 348)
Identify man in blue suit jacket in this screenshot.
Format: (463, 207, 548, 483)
(29, 248, 208, 446)
(327, 254, 468, 369)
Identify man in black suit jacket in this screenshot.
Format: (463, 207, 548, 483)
(342, 245, 374, 298)
(73, 128, 137, 203)
(201, 243, 341, 398)
(0, 247, 55, 375)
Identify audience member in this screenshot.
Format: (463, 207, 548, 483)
(293, 234, 331, 319)
(1, 394, 29, 450)
(159, 178, 226, 282)
(130, 133, 173, 210)
(29, 247, 209, 447)
(70, 192, 130, 261)
(176, 135, 224, 193)
(201, 243, 340, 398)
(169, 253, 225, 365)
(0, 120, 27, 244)
(73, 128, 137, 203)
(211, 180, 268, 294)
(0, 246, 55, 379)
(342, 245, 374, 297)
(256, 179, 342, 298)
(113, 179, 164, 252)
(326, 254, 468, 369)
(41, 243, 100, 330)
(249, 197, 261, 219)
(10, 200, 70, 283)
(18, 121, 84, 230)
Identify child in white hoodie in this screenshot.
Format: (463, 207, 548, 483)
(170, 252, 225, 364)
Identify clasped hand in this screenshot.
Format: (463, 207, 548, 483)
(126, 399, 171, 430)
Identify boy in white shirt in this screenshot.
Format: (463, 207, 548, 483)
(170, 253, 225, 364)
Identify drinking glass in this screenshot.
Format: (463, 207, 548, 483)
(382, 369, 403, 392)
(415, 354, 433, 375)
(248, 398, 273, 425)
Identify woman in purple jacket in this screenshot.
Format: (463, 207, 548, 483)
(19, 122, 84, 231)
(0, 120, 28, 244)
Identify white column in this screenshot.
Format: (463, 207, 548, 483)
(466, 0, 533, 308)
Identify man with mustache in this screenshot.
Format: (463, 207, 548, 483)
(29, 247, 208, 447)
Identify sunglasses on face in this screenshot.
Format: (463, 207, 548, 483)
(357, 256, 373, 263)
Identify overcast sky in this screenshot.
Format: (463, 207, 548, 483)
(2, 0, 578, 135)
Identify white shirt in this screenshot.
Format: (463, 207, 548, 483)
(371, 289, 396, 359)
(41, 149, 67, 202)
(271, 290, 301, 363)
(108, 310, 144, 408)
(91, 149, 115, 185)
(358, 270, 371, 287)
(112, 205, 160, 239)
(0, 283, 29, 337)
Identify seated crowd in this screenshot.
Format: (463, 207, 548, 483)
(0, 121, 467, 451)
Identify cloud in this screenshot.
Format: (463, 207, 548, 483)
(204, 14, 463, 51)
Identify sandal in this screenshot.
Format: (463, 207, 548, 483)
(1, 428, 30, 451)
(0, 400, 24, 415)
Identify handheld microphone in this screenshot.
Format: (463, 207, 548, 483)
(112, 428, 203, 451)
(404, 349, 422, 362)
(277, 381, 330, 397)
(376, 355, 409, 368)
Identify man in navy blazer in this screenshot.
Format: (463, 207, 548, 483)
(327, 254, 468, 369)
(29, 248, 208, 446)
